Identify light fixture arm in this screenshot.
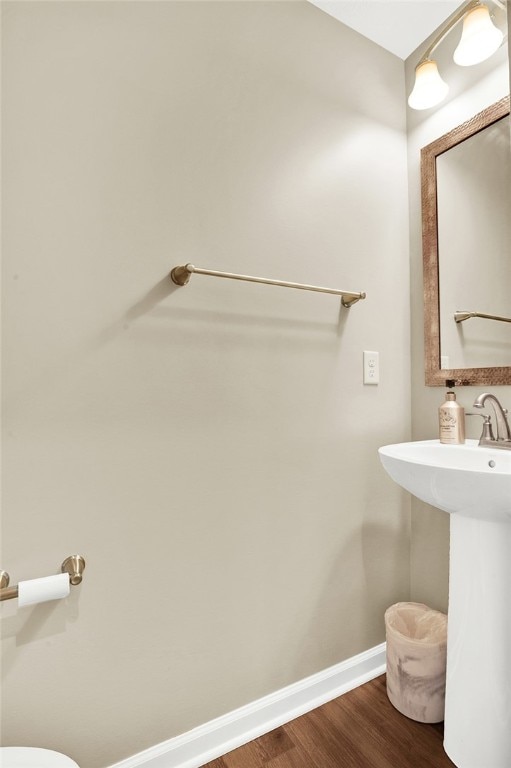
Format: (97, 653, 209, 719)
(419, 0, 481, 64)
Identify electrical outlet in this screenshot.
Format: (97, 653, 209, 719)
(363, 351, 379, 384)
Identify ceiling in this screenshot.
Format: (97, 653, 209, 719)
(308, 1, 466, 60)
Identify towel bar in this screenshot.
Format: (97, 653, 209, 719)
(170, 263, 366, 308)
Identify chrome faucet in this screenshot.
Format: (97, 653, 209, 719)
(473, 393, 511, 449)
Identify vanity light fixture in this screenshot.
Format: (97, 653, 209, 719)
(408, 0, 505, 110)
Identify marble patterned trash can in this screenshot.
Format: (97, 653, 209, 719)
(385, 602, 447, 724)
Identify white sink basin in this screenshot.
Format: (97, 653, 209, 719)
(379, 439, 511, 523)
(379, 438, 511, 768)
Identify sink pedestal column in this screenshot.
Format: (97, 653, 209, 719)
(444, 514, 511, 768)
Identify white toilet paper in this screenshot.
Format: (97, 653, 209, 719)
(18, 573, 70, 607)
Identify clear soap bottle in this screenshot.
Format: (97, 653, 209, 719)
(439, 380, 465, 444)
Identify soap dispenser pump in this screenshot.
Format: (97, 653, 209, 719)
(439, 379, 465, 444)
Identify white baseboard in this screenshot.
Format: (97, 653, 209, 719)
(109, 643, 386, 768)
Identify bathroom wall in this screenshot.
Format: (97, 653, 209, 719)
(1, 3, 410, 766)
(406, 30, 510, 610)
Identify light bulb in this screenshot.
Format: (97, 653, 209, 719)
(453, 4, 503, 66)
(408, 60, 449, 111)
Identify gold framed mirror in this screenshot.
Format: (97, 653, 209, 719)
(422, 95, 511, 386)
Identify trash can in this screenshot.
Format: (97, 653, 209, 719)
(385, 602, 447, 724)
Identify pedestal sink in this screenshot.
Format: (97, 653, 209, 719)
(379, 439, 511, 768)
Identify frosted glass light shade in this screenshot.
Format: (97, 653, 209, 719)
(408, 60, 449, 111)
(453, 4, 503, 66)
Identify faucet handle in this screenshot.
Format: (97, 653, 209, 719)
(466, 413, 495, 444)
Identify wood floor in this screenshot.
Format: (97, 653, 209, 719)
(201, 675, 456, 768)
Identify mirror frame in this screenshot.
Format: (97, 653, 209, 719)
(422, 95, 511, 386)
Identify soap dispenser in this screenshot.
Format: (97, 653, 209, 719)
(439, 380, 465, 444)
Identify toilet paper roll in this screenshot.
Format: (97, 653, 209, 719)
(18, 573, 70, 607)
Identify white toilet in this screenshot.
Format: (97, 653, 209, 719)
(0, 748, 79, 767)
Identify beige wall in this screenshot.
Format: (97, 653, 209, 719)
(406, 30, 510, 611)
(1, 3, 411, 766)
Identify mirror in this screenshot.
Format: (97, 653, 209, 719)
(422, 95, 511, 386)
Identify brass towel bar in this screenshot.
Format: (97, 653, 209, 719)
(454, 311, 511, 325)
(0, 555, 86, 602)
(170, 264, 366, 308)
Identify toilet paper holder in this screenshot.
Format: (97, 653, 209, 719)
(0, 555, 86, 602)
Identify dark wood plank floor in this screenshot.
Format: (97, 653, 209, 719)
(201, 675, 456, 768)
